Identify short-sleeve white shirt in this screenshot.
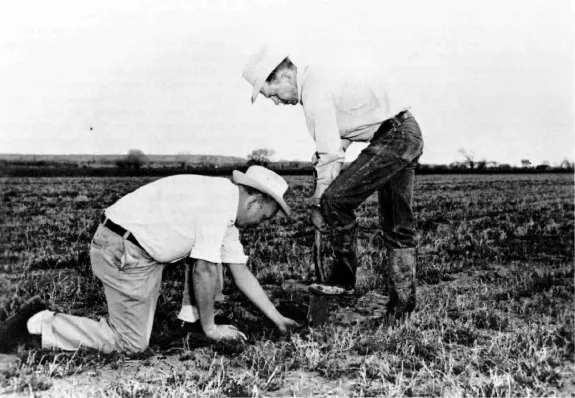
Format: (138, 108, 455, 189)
(104, 175, 248, 264)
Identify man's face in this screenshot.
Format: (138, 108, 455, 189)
(260, 72, 299, 106)
(236, 199, 280, 228)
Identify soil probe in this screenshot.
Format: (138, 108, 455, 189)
(307, 227, 332, 327)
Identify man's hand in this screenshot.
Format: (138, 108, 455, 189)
(309, 207, 328, 232)
(275, 316, 301, 334)
(204, 324, 247, 342)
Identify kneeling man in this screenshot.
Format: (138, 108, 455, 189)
(0, 166, 298, 354)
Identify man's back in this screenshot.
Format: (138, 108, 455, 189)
(106, 175, 239, 263)
(298, 64, 405, 143)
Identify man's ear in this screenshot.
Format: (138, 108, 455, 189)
(246, 196, 260, 210)
(280, 70, 293, 82)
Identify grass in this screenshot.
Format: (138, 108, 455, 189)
(0, 173, 573, 396)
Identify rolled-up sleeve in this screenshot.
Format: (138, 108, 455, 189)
(189, 228, 224, 264)
(189, 218, 228, 264)
(221, 225, 248, 264)
(190, 221, 248, 265)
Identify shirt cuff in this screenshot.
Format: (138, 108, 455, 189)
(189, 246, 221, 264)
(221, 253, 248, 264)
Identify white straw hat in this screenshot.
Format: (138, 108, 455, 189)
(232, 165, 291, 216)
(242, 43, 289, 104)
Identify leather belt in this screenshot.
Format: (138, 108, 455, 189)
(380, 110, 412, 131)
(100, 214, 144, 250)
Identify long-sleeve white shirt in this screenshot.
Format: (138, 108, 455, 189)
(296, 64, 407, 200)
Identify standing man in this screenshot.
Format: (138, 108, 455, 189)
(0, 166, 299, 354)
(243, 45, 424, 319)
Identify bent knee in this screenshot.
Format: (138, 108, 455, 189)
(321, 186, 338, 202)
(99, 331, 148, 354)
(114, 334, 149, 354)
(320, 190, 341, 211)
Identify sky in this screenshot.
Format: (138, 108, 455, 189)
(0, 0, 573, 166)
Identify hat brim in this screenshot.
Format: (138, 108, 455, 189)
(248, 52, 290, 104)
(251, 83, 261, 104)
(233, 170, 291, 217)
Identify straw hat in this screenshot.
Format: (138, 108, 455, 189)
(233, 165, 291, 216)
(242, 43, 289, 104)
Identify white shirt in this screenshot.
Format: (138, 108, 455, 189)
(297, 64, 408, 200)
(105, 175, 248, 264)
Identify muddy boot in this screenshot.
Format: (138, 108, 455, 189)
(0, 296, 46, 353)
(386, 248, 416, 319)
(327, 224, 359, 291)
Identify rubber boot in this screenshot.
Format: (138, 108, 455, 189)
(386, 248, 416, 319)
(327, 223, 359, 291)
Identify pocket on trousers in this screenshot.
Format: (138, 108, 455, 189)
(363, 130, 407, 161)
(120, 241, 136, 270)
(91, 228, 111, 249)
(91, 239, 124, 271)
(385, 126, 423, 164)
(401, 134, 424, 163)
(119, 240, 151, 272)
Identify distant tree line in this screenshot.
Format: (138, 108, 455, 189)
(415, 162, 574, 174)
(1, 147, 573, 178)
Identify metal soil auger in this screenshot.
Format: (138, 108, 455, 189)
(313, 229, 326, 283)
(306, 167, 333, 327)
(307, 229, 332, 327)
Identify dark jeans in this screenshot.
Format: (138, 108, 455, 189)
(321, 111, 424, 249)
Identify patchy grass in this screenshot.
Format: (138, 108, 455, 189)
(0, 173, 573, 396)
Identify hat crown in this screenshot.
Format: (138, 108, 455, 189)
(232, 165, 291, 216)
(244, 165, 288, 197)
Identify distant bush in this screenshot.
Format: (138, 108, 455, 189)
(116, 149, 148, 169)
(247, 148, 275, 167)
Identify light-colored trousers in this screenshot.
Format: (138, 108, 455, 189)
(40, 225, 164, 353)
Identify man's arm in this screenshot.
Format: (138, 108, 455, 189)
(227, 262, 299, 332)
(193, 259, 246, 340)
(304, 86, 347, 202)
(313, 154, 344, 202)
(310, 140, 349, 204)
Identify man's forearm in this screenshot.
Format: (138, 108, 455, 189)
(192, 259, 218, 333)
(313, 160, 343, 201)
(228, 263, 282, 324)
